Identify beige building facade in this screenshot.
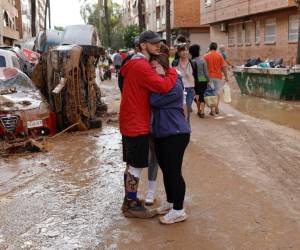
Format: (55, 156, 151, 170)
(122, 0, 139, 26)
(0, 0, 20, 45)
(0, 0, 47, 45)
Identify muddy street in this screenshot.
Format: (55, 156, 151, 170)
(1, 78, 300, 250)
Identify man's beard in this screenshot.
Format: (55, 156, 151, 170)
(146, 47, 159, 56)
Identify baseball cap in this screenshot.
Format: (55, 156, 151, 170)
(139, 30, 163, 44)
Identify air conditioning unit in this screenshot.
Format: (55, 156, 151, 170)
(220, 23, 227, 32)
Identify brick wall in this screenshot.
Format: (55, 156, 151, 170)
(173, 0, 201, 28)
(210, 8, 298, 66)
(201, 0, 297, 24)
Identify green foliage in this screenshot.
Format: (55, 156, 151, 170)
(122, 24, 139, 48)
(80, 1, 124, 48)
(54, 26, 64, 31)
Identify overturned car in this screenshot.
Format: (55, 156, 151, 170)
(31, 25, 106, 131)
(0, 67, 56, 140)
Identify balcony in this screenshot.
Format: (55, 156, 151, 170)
(3, 27, 20, 40)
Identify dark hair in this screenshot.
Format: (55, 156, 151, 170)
(189, 44, 201, 59)
(176, 35, 189, 44)
(150, 53, 170, 70)
(160, 43, 170, 55)
(209, 42, 218, 51)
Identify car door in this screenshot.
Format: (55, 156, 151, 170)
(11, 55, 21, 70)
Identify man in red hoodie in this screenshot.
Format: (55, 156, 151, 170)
(120, 30, 177, 218)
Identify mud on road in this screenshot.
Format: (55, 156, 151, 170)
(1, 79, 300, 249)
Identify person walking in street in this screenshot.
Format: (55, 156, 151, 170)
(219, 44, 234, 68)
(149, 51, 191, 224)
(172, 43, 199, 123)
(112, 50, 122, 77)
(189, 44, 209, 118)
(119, 30, 177, 219)
(204, 42, 229, 115)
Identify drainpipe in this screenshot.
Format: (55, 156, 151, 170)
(296, 0, 300, 65)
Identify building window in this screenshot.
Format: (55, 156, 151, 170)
(237, 23, 244, 45)
(288, 15, 299, 42)
(228, 25, 235, 46)
(245, 22, 252, 45)
(265, 18, 276, 43)
(255, 21, 260, 44)
(205, 0, 212, 7)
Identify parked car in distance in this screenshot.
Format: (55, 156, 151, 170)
(0, 67, 56, 139)
(0, 49, 21, 70)
(0, 46, 34, 76)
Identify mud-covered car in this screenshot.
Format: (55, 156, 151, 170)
(0, 68, 56, 139)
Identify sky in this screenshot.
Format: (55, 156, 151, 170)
(51, 0, 122, 28)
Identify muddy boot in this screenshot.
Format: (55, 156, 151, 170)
(123, 198, 157, 219)
(122, 172, 157, 219)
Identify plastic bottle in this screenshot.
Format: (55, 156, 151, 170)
(223, 82, 232, 103)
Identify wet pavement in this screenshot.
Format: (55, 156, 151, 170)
(231, 92, 300, 131)
(1, 79, 300, 249)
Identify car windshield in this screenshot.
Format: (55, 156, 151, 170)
(0, 68, 36, 92)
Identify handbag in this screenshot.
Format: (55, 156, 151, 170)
(204, 82, 218, 107)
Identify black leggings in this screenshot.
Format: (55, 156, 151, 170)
(154, 134, 190, 210)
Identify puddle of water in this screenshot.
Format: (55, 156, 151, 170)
(230, 92, 300, 131)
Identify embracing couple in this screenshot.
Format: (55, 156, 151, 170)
(119, 30, 190, 225)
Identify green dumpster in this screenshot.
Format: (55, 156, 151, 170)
(232, 67, 300, 100)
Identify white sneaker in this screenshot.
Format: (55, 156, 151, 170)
(145, 191, 155, 206)
(156, 201, 173, 215)
(159, 209, 188, 224)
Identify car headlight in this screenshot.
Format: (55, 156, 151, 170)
(39, 102, 49, 116)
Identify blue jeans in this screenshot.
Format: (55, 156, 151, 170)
(185, 87, 195, 112)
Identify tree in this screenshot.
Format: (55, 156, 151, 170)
(54, 26, 64, 31)
(103, 0, 112, 46)
(31, 0, 36, 36)
(80, 1, 123, 48)
(138, 0, 146, 33)
(123, 24, 139, 48)
(166, 0, 171, 46)
(44, 0, 51, 30)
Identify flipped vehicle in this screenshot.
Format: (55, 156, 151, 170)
(0, 49, 21, 70)
(0, 67, 56, 140)
(32, 25, 106, 131)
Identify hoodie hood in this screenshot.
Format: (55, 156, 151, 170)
(120, 52, 147, 78)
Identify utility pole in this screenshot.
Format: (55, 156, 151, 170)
(296, 0, 300, 65)
(166, 0, 171, 46)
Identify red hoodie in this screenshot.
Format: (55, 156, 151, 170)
(119, 56, 177, 137)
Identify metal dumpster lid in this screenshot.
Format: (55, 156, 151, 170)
(232, 66, 300, 75)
